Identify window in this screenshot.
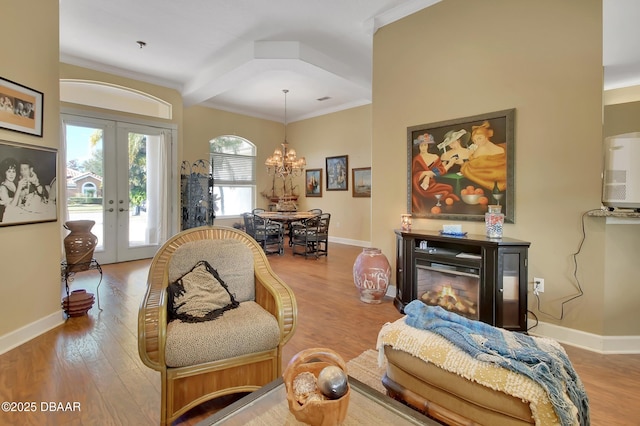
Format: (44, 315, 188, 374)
(82, 182, 97, 197)
(210, 136, 256, 217)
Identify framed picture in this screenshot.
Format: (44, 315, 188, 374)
(326, 155, 348, 191)
(0, 140, 57, 226)
(305, 168, 322, 197)
(0, 77, 44, 137)
(407, 109, 515, 223)
(352, 167, 371, 198)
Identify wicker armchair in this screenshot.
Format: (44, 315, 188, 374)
(138, 226, 297, 425)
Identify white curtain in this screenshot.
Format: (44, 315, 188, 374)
(59, 120, 70, 260)
(145, 130, 170, 245)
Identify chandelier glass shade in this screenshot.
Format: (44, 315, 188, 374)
(265, 90, 306, 179)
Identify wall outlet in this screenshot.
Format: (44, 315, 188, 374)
(533, 277, 544, 294)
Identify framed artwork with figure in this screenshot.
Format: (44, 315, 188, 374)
(0, 77, 44, 137)
(0, 140, 57, 226)
(326, 155, 348, 191)
(407, 109, 515, 223)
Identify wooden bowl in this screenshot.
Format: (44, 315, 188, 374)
(283, 348, 350, 426)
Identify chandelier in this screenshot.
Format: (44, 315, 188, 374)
(265, 89, 306, 179)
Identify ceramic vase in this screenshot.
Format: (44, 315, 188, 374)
(61, 289, 95, 316)
(353, 248, 391, 304)
(64, 220, 98, 272)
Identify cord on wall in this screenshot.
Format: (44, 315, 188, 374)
(534, 209, 600, 321)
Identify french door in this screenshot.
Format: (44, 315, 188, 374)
(61, 114, 175, 263)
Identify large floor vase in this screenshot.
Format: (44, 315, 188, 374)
(64, 220, 98, 272)
(353, 248, 391, 304)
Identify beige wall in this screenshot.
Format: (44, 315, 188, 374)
(371, 0, 621, 335)
(0, 1, 61, 336)
(604, 100, 640, 137)
(288, 106, 372, 244)
(602, 101, 640, 335)
(182, 105, 372, 243)
(182, 105, 286, 227)
(59, 63, 183, 137)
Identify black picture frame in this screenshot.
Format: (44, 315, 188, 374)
(407, 109, 515, 222)
(0, 77, 44, 137)
(352, 167, 371, 198)
(0, 140, 57, 226)
(326, 155, 348, 191)
(305, 168, 322, 197)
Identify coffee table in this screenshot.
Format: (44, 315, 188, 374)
(196, 376, 439, 425)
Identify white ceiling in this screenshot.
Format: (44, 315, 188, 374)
(60, 0, 640, 123)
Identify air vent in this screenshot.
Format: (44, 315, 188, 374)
(316, 96, 331, 101)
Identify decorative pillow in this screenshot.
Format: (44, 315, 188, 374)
(167, 260, 239, 322)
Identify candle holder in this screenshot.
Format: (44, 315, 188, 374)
(401, 214, 412, 231)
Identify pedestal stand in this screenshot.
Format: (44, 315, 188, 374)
(60, 259, 103, 316)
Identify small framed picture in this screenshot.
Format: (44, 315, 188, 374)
(352, 167, 371, 198)
(0, 140, 57, 226)
(326, 155, 348, 191)
(0, 77, 44, 137)
(305, 168, 322, 197)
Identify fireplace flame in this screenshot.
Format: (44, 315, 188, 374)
(421, 284, 477, 317)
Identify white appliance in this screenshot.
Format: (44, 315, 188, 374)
(602, 132, 640, 209)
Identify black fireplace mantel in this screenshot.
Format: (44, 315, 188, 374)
(394, 229, 531, 332)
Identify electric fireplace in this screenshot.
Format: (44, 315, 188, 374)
(416, 260, 480, 320)
(395, 229, 530, 332)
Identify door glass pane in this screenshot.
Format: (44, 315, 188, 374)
(502, 252, 520, 328)
(127, 131, 166, 249)
(65, 124, 104, 251)
(128, 132, 148, 247)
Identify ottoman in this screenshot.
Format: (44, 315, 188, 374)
(377, 318, 563, 425)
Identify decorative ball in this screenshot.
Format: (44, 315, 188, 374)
(292, 371, 318, 405)
(317, 366, 348, 399)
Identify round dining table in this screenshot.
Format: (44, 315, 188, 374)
(255, 211, 320, 246)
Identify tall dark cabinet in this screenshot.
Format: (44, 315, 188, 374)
(395, 230, 530, 332)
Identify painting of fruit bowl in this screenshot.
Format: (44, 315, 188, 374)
(461, 193, 481, 205)
(460, 185, 488, 205)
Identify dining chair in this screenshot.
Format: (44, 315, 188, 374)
(242, 213, 284, 254)
(290, 213, 330, 258)
(289, 208, 322, 230)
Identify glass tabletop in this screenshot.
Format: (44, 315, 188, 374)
(197, 376, 438, 425)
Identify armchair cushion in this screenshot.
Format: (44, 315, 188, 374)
(168, 239, 255, 302)
(165, 301, 281, 367)
(167, 260, 239, 323)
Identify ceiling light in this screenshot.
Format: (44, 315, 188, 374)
(265, 89, 306, 180)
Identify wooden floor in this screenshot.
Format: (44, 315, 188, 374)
(0, 242, 638, 425)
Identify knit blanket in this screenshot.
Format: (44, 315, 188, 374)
(402, 301, 589, 426)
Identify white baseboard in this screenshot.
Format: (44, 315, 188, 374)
(0, 311, 64, 356)
(528, 320, 640, 354)
(328, 236, 370, 247)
